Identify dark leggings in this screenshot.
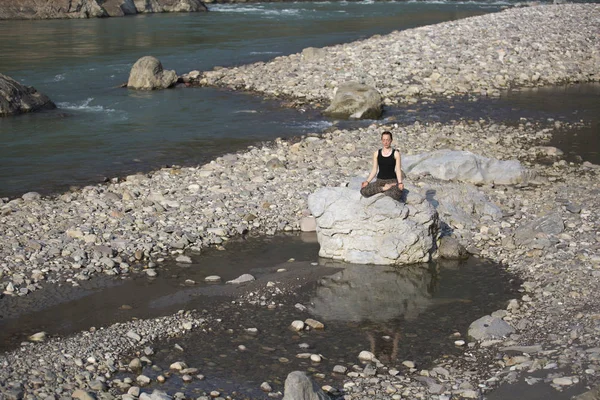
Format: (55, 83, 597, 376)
(360, 179, 403, 201)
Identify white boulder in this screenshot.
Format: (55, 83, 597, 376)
(307, 187, 439, 265)
(403, 149, 533, 185)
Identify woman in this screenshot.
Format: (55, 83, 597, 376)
(360, 130, 404, 201)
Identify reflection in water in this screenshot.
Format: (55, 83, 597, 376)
(309, 263, 436, 322)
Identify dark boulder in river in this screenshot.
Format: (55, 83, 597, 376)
(0, 0, 207, 20)
(0, 73, 56, 117)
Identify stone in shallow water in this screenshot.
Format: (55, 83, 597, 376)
(468, 315, 515, 341)
(226, 274, 255, 284)
(282, 371, 329, 400)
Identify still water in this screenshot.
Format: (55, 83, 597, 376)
(0, 1, 503, 198)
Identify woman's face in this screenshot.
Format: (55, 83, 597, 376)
(381, 134, 392, 149)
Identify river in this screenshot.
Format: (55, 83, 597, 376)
(0, 1, 598, 199)
(0, 1, 508, 198)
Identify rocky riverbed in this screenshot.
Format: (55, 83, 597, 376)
(2, 115, 600, 399)
(196, 4, 600, 105)
(2, 4, 600, 400)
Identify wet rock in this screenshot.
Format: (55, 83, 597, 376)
(0, 73, 56, 117)
(290, 320, 305, 331)
(304, 318, 324, 329)
(28, 331, 47, 342)
(127, 56, 177, 90)
(323, 82, 382, 120)
(468, 315, 515, 341)
(204, 275, 221, 282)
(226, 274, 255, 284)
(282, 371, 329, 400)
(438, 236, 468, 259)
(308, 187, 438, 265)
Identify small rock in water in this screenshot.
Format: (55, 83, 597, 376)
(145, 269, 157, 277)
(170, 361, 187, 370)
(261, 382, 273, 392)
(205, 275, 221, 282)
(403, 360, 416, 369)
(226, 274, 255, 284)
(310, 354, 322, 363)
(333, 365, 348, 374)
(28, 331, 47, 342)
(358, 351, 375, 362)
(175, 255, 192, 264)
(305, 318, 324, 329)
(290, 320, 305, 331)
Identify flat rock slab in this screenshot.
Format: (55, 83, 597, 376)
(468, 315, 515, 341)
(403, 149, 532, 185)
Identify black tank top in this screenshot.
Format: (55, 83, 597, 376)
(377, 148, 397, 180)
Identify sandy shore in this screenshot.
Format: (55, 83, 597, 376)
(2, 4, 600, 400)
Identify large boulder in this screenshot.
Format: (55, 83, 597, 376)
(132, 0, 207, 13)
(403, 149, 533, 185)
(308, 187, 439, 265)
(282, 371, 328, 400)
(0, 0, 206, 19)
(127, 56, 178, 90)
(0, 0, 107, 19)
(323, 82, 382, 120)
(100, 0, 137, 16)
(0, 73, 56, 117)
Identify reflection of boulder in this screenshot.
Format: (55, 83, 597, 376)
(0, 73, 56, 117)
(309, 263, 435, 322)
(308, 187, 439, 265)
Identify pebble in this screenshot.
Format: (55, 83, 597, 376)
(204, 275, 221, 282)
(304, 318, 324, 329)
(290, 320, 305, 331)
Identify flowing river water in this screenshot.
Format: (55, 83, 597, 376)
(1, 1, 598, 199)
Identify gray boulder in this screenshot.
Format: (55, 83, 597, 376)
(423, 181, 503, 229)
(468, 315, 515, 341)
(513, 212, 564, 248)
(308, 187, 439, 265)
(403, 149, 533, 185)
(323, 82, 382, 120)
(438, 236, 468, 259)
(127, 56, 178, 90)
(0, 73, 56, 117)
(282, 371, 329, 400)
(101, 0, 137, 16)
(132, 0, 207, 13)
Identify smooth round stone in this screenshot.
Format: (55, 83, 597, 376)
(310, 354, 322, 363)
(290, 320, 305, 331)
(454, 340, 466, 346)
(358, 351, 375, 362)
(204, 275, 221, 282)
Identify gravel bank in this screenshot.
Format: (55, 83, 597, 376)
(199, 4, 600, 104)
(2, 116, 600, 399)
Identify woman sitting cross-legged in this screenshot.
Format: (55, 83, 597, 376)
(360, 130, 404, 201)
